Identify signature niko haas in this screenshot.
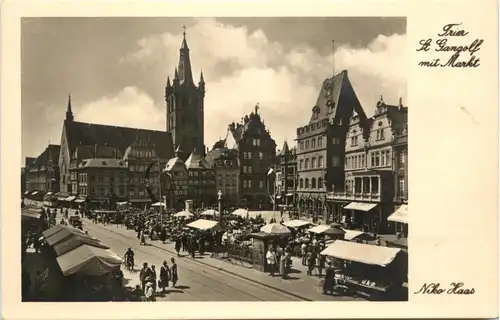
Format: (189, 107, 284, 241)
(414, 282, 475, 295)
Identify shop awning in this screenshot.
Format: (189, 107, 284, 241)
(56, 245, 123, 276)
(24, 191, 31, 195)
(42, 224, 68, 238)
(282, 219, 314, 228)
(31, 191, 39, 195)
(58, 197, 67, 201)
(344, 202, 377, 211)
(276, 195, 282, 199)
(186, 219, 219, 230)
(74, 199, 85, 203)
(116, 201, 129, 206)
(342, 229, 375, 241)
(52, 234, 110, 257)
(387, 205, 408, 224)
(45, 192, 53, 196)
(286, 193, 293, 196)
(65, 196, 77, 202)
(320, 240, 402, 267)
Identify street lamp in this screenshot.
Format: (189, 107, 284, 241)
(217, 189, 223, 223)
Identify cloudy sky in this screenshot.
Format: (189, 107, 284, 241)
(22, 17, 406, 161)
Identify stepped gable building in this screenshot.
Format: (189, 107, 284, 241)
(228, 104, 277, 210)
(165, 30, 206, 161)
(326, 96, 408, 234)
(275, 141, 297, 207)
(163, 147, 215, 209)
(205, 139, 240, 207)
(296, 70, 368, 223)
(58, 94, 175, 204)
(24, 144, 61, 198)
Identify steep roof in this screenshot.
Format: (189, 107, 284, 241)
(78, 158, 127, 169)
(164, 156, 185, 172)
(32, 145, 61, 167)
(310, 70, 367, 124)
(64, 120, 174, 160)
(185, 149, 210, 170)
(205, 147, 238, 167)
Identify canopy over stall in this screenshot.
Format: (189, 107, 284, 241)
(74, 199, 85, 204)
(321, 240, 402, 267)
(174, 210, 194, 218)
(56, 245, 123, 276)
(343, 229, 376, 242)
(282, 219, 314, 229)
(200, 209, 219, 216)
(387, 205, 408, 224)
(309, 225, 346, 236)
(232, 208, 249, 217)
(260, 223, 291, 235)
(151, 202, 166, 208)
(44, 226, 91, 246)
(52, 234, 110, 257)
(186, 219, 219, 231)
(65, 196, 77, 202)
(22, 207, 43, 220)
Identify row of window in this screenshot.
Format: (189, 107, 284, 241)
(350, 129, 386, 147)
(243, 180, 266, 188)
(217, 172, 238, 178)
(299, 136, 324, 151)
(299, 155, 341, 170)
(242, 151, 265, 160)
(298, 177, 324, 189)
(128, 150, 155, 159)
(217, 179, 238, 187)
(345, 177, 380, 194)
(345, 150, 393, 170)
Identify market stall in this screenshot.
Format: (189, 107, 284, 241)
(187, 219, 219, 231)
(343, 229, 376, 242)
(173, 210, 194, 218)
(260, 223, 291, 235)
(56, 244, 123, 276)
(320, 240, 408, 301)
(282, 219, 315, 229)
(308, 224, 346, 240)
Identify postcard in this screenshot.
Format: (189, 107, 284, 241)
(1, 0, 498, 319)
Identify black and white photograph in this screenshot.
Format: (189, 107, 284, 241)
(19, 17, 409, 303)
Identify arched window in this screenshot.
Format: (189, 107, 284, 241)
(311, 178, 316, 189)
(305, 178, 309, 189)
(299, 178, 304, 189)
(318, 177, 323, 189)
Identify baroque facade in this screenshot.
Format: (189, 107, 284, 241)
(296, 70, 367, 223)
(326, 96, 408, 234)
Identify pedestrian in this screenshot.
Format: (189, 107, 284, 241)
(301, 242, 307, 266)
(139, 262, 151, 292)
(175, 237, 182, 257)
(279, 254, 287, 279)
(161, 227, 167, 244)
(170, 258, 178, 288)
(306, 248, 316, 276)
(145, 280, 155, 302)
(159, 260, 170, 293)
(323, 261, 335, 295)
(317, 251, 325, 277)
(150, 265, 157, 293)
(266, 247, 277, 277)
(140, 229, 146, 246)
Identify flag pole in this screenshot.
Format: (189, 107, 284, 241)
(158, 157, 163, 225)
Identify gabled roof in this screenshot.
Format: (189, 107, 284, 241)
(164, 157, 185, 172)
(279, 141, 290, 156)
(310, 70, 367, 124)
(185, 149, 210, 170)
(64, 120, 174, 160)
(29, 145, 61, 171)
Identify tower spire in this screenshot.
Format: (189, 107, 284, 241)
(65, 93, 74, 121)
(177, 25, 194, 85)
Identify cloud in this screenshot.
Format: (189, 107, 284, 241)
(83, 18, 406, 150)
(75, 86, 164, 131)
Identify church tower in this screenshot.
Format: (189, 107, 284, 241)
(165, 28, 205, 160)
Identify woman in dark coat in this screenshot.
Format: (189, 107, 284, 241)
(175, 237, 182, 257)
(170, 258, 178, 288)
(159, 260, 170, 293)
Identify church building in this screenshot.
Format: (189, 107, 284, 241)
(57, 30, 206, 208)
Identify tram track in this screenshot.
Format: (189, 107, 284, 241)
(85, 221, 311, 301)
